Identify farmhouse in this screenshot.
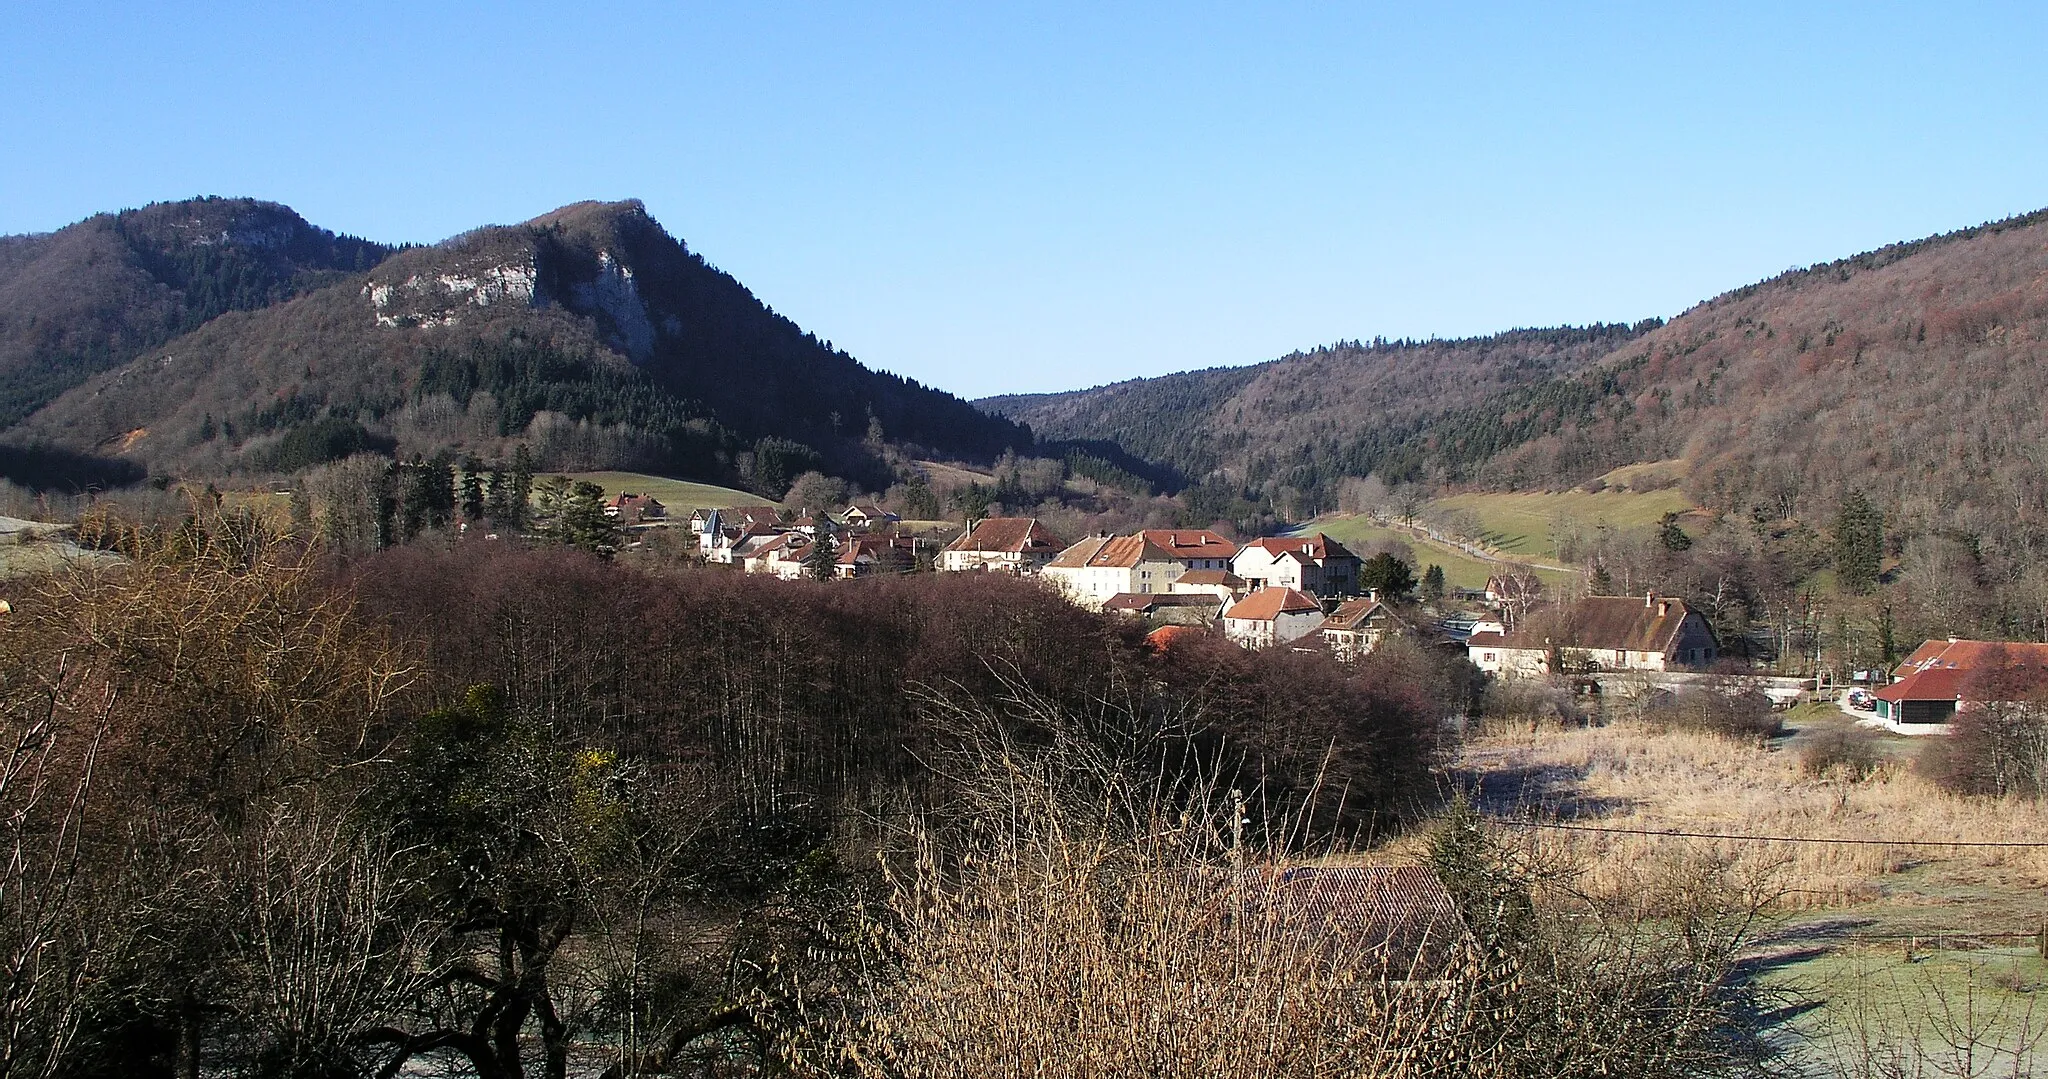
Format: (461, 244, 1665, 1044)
(938, 517, 1065, 574)
(1466, 594, 1719, 676)
(1232, 533, 1362, 596)
(1484, 573, 1543, 606)
(1042, 534, 1186, 609)
(1222, 588, 1326, 650)
(841, 503, 900, 528)
(1317, 596, 1405, 662)
(604, 492, 666, 525)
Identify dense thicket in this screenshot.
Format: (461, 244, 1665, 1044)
(0, 523, 1448, 1078)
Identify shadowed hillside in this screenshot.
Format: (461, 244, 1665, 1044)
(5, 199, 1030, 491)
(0, 197, 391, 428)
(983, 323, 1655, 504)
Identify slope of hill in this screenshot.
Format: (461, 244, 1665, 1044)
(0, 197, 392, 429)
(6, 199, 1029, 492)
(984, 208, 2048, 567)
(981, 323, 1655, 494)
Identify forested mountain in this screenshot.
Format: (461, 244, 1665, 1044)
(986, 208, 2048, 558)
(0, 197, 390, 429)
(3, 198, 1029, 491)
(983, 323, 1655, 499)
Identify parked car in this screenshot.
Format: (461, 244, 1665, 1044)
(1846, 689, 1875, 711)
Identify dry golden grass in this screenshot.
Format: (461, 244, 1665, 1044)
(1459, 720, 2048, 909)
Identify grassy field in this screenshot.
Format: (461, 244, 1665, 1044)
(549, 472, 776, 511)
(1427, 486, 1698, 564)
(1302, 515, 1574, 592)
(1452, 709, 2048, 1071)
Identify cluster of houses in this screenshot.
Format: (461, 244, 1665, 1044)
(690, 502, 922, 580)
(631, 497, 2048, 725)
(933, 517, 1408, 656)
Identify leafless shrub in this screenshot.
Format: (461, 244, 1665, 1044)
(787, 684, 1775, 1079)
(1801, 727, 1887, 782)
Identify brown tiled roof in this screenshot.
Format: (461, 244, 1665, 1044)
(1875, 668, 1967, 704)
(944, 517, 1063, 554)
(1225, 588, 1323, 622)
(1894, 639, 2048, 678)
(1498, 595, 1706, 654)
(1242, 533, 1357, 562)
(1317, 598, 1390, 633)
(1047, 534, 1175, 569)
(1140, 529, 1239, 560)
(1465, 630, 1508, 648)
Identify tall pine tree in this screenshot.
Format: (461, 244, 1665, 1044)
(1834, 492, 1884, 593)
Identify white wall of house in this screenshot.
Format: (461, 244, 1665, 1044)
(1045, 557, 1184, 609)
(939, 550, 1040, 574)
(1224, 609, 1325, 650)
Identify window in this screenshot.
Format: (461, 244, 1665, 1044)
(1483, 652, 1497, 662)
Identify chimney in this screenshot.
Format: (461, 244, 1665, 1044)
(1645, 591, 1654, 608)
(1658, 600, 1670, 616)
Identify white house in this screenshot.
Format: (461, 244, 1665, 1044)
(1466, 594, 1720, 677)
(938, 517, 1065, 575)
(1221, 588, 1327, 650)
(1231, 534, 1362, 596)
(1042, 534, 1186, 609)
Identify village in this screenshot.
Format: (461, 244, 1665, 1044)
(544, 491, 2048, 737)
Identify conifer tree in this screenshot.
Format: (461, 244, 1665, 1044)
(804, 524, 839, 581)
(1420, 563, 1446, 602)
(1835, 492, 1884, 593)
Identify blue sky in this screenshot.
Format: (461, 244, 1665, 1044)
(5, 3, 2046, 398)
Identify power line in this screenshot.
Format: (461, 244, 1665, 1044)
(1482, 817, 2048, 849)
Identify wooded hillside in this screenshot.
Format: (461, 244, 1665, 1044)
(988, 209, 2048, 567)
(1, 199, 1030, 494)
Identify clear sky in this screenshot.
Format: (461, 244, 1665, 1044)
(5, 3, 2046, 398)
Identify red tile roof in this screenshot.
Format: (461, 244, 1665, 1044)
(1894, 638, 2048, 678)
(1225, 588, 1324, 622)
(1146, 625, 1204, 652)
(944, 517, 1063, 554)
(1241, 533, 1357, 562)
(1140, 529, 1239, 561)
(1875, 668, 1968, 704)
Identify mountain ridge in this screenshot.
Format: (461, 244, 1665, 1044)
(984, 205, 2048, 553)
(2, 197, 1030, 492)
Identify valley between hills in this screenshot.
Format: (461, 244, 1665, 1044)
(7, 194, 2048, 1078)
